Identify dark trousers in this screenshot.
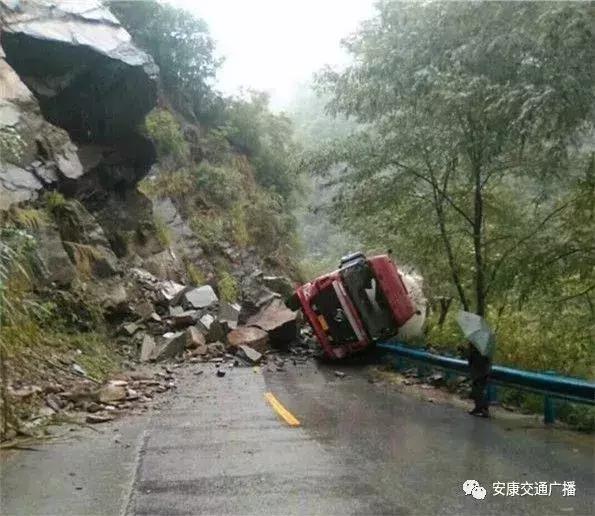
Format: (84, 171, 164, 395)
(468, 345, 491, 410)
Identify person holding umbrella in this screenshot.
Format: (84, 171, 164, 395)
(457, 311, 496, 418)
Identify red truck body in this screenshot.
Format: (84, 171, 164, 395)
(294, 253, 415, 359)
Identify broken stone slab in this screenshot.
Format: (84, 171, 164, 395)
(184, 285, 218, 309)
(184, 327, 206, 350)
(86, 414, 115, 424)
(140, 334, 156, 362)
(149, 312, 162, 323)
(169, 305, 185, 316)
(71, 363, 87, 377)
(218, 301, 240, 330)
(236, 345, 262, 365)
(207, 341, 226, 357)
(120, 322, 141, 336)
(246, 298, 297, 347)
(207, 319, 228, 343)
(227, 326, 269, 353)
(159, 280, 186, 302)
(153, 331, 185, 361)
(98, 382, 127, 403)
(262, 275, 294, 299)
(170, 310, 199, 328)
(135, 301, 155, 320)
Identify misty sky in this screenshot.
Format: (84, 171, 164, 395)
(170, 0, 376, 109)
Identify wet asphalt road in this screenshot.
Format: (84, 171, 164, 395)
(1, 359, 593, 516)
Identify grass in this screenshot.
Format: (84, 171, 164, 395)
(185, 261, 206, 286)
(153, 214, 172, 247)
(217, 271, 238, 303)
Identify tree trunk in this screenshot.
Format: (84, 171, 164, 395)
(431, 187, 470, 311)
(472, 163, 486, 316)
(437, 297, 452, 326)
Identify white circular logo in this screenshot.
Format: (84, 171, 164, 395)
(472, 486, 487, 500)
(463, 479, 479, 495)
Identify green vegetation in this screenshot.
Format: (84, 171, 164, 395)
(185, 261, 206, 286)
(144, 108, 189, 161)
(298, 0, 594, 404)
(153, 214, 172, 247)
(217, 271, 238, 303)
(0, 126, 25, 164)
(109, 0, 221, 123)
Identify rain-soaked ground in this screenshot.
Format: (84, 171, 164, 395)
(1, 358, 593, 515)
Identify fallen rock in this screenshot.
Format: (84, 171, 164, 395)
(71, 364, 87, 377)
(184, 327, 206, 350)
(218, 301, 240, 330)
(7, 385, 42, 399)
(199, 313, 215, 330)
(216, 370, 226, 378)
(170, 310, 199, 328)
(262, 275, 294, 299)
(86, 414, 115, 424)
(98, 382, 127, 403)
(121, 322, 141, 336)
(236, 345, 262, 365)
(207, 341, 226, 357)
(140, 334, 156, 362)
(135, 301, 155, 320)
(184, 285, 218, 309)
(154, 331, 185, 361)
(227, 326, 269, 353)
(169, 305, 185, 317)
(159, 280, 186, 302)
(86, 401, 103, 414)
(126, 389, 139, 401)
(246, 298, 297, 347)
(334, 371, 346, 379)
(45, 394, 63, 411)
(207, 320, 228, 343)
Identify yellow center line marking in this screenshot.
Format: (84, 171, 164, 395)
(264, 392, 301, 427)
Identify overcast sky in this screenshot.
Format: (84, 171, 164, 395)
(170, 0, 376, 109)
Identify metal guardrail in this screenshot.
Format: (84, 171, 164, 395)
(377, 342, 595, 423)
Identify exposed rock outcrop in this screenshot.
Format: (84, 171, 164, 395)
(0, 0, 158, 232)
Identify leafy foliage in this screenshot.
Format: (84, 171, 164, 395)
(0, 127, 25, 164)
(303, 1, 594, 381)
(217, 271, 238, 303)
(109, 0, 220, 122)
(144, 109, 189, 161)
(223, 91, 298, 200)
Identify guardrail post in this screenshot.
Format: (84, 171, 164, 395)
(487, 383, 498, 405)
(543, 371, 556, 424)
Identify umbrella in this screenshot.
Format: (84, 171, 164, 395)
(456, 311, 495, 357)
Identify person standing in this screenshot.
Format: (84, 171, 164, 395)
(467, 341, 491, 417)
(457, 311, 495, 418)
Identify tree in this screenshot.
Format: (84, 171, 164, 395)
(224, 91, 298, 200)
(109, 0, 221, 122)
(311, 1, 594, 318)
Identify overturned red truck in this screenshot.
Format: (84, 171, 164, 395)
(290, 252, 416, 359)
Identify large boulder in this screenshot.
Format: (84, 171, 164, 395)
(227, 326, 269, 353)
(0, 41, 82, 209)
(184, 285, 218, 309)
(1, 0, 158, 147)
(0, 0, 159, 244)
(34, 222, 76, 286)
(247, 298, 297, 347)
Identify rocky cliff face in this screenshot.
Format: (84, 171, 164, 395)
(0, 0, 167, 284)
(0, 0, 157, 210)
(0, 0, 290, 292)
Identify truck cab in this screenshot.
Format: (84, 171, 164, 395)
(294, 252, 415, 359)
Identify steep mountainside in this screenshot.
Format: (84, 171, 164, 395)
(0, 0, 300, 441)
